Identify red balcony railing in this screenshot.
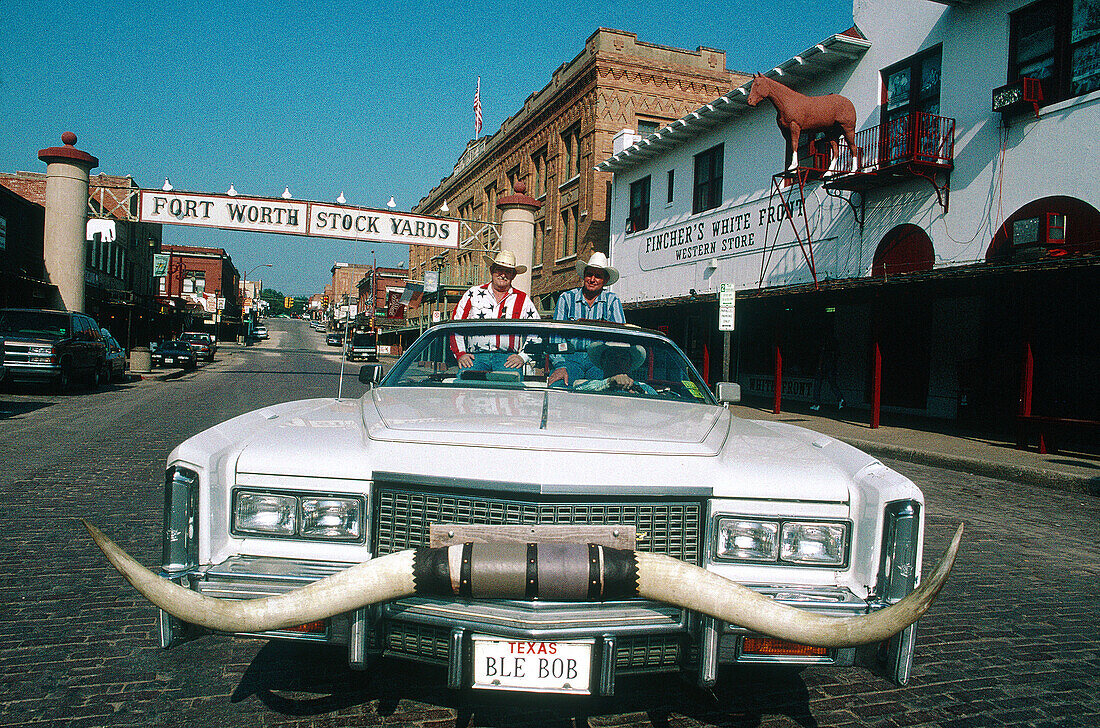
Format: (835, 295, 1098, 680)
(833, 112, 955, 173)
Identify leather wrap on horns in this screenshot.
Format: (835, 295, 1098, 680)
(83, 519, 962, 648)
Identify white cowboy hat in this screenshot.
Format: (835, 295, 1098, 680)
(483, 249, 527, 274)
(588, 341, 645, 372)
(576, 252, 619, 286)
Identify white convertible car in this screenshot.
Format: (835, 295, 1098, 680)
(90, 320, 959, 696)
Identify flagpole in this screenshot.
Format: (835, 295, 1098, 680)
(474, 76, 482, 138)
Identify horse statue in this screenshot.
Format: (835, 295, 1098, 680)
(746, 73, 861, 174)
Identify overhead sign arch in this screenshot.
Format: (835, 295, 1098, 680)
(138, 190, 459, 249)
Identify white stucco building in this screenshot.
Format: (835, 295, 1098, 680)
(600, 0, 1099, 443)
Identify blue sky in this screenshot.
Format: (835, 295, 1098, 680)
(1, 1, 853, 296)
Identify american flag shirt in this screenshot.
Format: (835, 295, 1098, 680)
(449, 282, 540, 359)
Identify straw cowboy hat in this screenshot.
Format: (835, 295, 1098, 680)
(576, 252, 619, 285)
(483, 250, 527, 274)
(588, 341, 645, 372)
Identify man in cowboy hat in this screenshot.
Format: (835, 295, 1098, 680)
(449, 250, 540, 371)
(547, 252, 625, 386)
(572, 340, 657, 395)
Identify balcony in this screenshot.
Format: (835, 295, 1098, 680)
(821, 111, 955, 211)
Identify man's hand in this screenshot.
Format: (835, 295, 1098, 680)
(608, 374, 635, 390)
(457, 353, 474, 368)
(547, 367, 569, 386)
(504, 354, 526, 369)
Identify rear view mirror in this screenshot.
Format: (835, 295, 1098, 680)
(715, 382, 741, 404)
(358, 363, 385, 388)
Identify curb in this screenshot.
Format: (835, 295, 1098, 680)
(838, 436, 1099, 495)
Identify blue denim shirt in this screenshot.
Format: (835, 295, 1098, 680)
(553, 288, 625, 324)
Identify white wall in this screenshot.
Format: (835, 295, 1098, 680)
(608, 0, 1100, 305)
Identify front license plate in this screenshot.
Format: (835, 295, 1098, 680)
(164, 358, 174, 364)
(471, 636, 593, 694)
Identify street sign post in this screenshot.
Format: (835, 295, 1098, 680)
(718, 283, 736, 331)
(718, 283, 736, 385)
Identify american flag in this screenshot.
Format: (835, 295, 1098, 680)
(474, 76, 482, 137)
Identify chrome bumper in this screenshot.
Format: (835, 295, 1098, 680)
(161, 555, 901, 694)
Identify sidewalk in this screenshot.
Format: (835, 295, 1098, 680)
(728, 399, 1100, 496)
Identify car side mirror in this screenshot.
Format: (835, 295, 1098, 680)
(358, 363, 385, 388)
(715, 381, 741, 404)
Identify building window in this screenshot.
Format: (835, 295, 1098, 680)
(561, 124, 580, 181)
(637, 119, 661, 137)
(667, 169, 675, 204)
(883, 47, 942, 121)
(534, 218, 545, 266)
(560, 205, 579, 258)
(531, 147, 548, 197)
(693, 144, 723, 214)
(629, 176, 651, 233)
(458, 198, 474, 220)
(183, 271, 206, 294)
(1010, 0, 1100, 105)
(484, 183, 497, 223)
(881, 47, 943, 164)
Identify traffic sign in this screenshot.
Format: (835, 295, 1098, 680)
(718, 283, 736, 331)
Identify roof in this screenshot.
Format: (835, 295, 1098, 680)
(596, 31, 871, 175)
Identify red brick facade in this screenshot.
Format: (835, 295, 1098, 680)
(409, 28, 748, 324)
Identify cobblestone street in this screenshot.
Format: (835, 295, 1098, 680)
(1, 321, 1097, 727)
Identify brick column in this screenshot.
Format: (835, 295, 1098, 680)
(39, 132, 99, 312)
(496, 180, 541, 297)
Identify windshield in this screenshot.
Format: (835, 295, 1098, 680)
(383, 321, 715, 405)
(351, 334, 373, 345)
(0, 310, 69, 338)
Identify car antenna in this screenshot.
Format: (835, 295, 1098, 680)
(337, 317, 350, 400)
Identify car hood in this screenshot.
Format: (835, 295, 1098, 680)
(214, 391, 864, 503)
(367, 386, 725, 455)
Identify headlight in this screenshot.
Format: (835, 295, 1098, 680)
(235, 492, 297, 536)
(301, 497, 362, 540)
(714, 516, 848, 567)
(715, 518, 779, 561)
(781, 522, 847, 566)
(233, 490, 365, 542)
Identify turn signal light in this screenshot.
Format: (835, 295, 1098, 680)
(741, 637, 827, 657)
(282, 620, 327, 635)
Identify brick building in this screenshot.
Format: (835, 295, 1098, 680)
(353, 265, 411, 338)
(0, 171, 163, 347)
(408, 28, 747, 327)
(0, 183, 47, 307)
(159, 244, 241, 339)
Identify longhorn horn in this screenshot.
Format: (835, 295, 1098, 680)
(83, 519, 962, 648)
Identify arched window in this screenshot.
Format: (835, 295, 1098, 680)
(987, 196, 1100, 263)
(872, 224, 934, 277)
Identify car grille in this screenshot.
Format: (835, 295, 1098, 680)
(379, 622, 682, 672)
(372, 485, 703, 564)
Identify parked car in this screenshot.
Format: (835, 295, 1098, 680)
(0, 308, 107, 390)
(325, 330, 344, 347)
(89, 320, 960, 700)
(151, 340, 197, 369)
(100, 329, 127, 381)
(179, 331, 217, 362)
(345, 331, 378, 361)
(252, 324, 269, 340)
